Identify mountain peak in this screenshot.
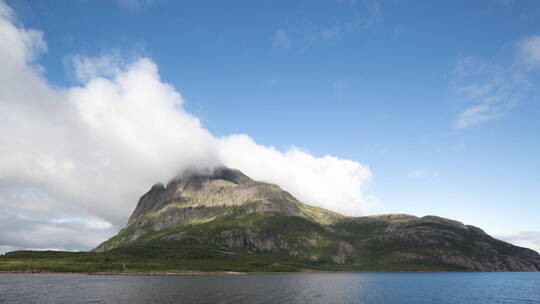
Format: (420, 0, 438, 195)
(170, 166, 255, 186)
(125, 167, 299, 227)
(94, 168, 540, 272)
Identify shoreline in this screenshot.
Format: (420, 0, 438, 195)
(1, 269, 527, 276)
(0, 270, 248, 276)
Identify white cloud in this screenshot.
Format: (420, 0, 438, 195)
(0, 210, 116, 253)
(67, 51, 124, 83)
(0, 1, 377, 251)
(0, 35, 219, 226)
(219, 135, 378, 216)
(495, 230, 540, 253)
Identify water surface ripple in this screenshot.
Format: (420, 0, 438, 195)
(0, 272, 539, 304)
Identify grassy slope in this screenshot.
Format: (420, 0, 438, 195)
(0, 245, 464, 273)
(0, 208, 466, 273)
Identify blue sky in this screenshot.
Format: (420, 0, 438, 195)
(1, 0, 539, 252)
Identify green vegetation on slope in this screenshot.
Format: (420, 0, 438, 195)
(0, 244, 466, 273)
(0, 209, 468, 273)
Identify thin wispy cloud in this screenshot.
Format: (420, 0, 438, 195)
(117, 0, 155, 13)
(333, 79, 347, 90)
(408, 169, 440, 179)
(272, 29, 292, 49)
(516, 35, 540, 69)
(455, 104, 504, 129)
(450, 44, 537, 129)
(271, 0, 381, 51)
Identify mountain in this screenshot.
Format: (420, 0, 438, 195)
(93, 167, 540, 272)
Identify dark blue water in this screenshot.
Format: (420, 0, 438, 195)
(0, 272, 539, 303)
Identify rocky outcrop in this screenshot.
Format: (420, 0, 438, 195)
(332, 214, 540, 271)
(94, 167, 540, 272)
(127, 167, 301, 225)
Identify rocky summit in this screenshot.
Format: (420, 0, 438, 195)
(94, 167, 540, 272)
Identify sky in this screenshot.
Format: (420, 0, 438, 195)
(0, 0, 539, 253)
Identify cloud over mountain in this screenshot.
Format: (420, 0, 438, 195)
(0, 1, 376, 252)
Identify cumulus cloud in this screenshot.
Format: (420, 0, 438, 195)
(495, 230, 540, 253)
(0, 1, 376, 252)
(219, 135, 378, 216)
(67, 51, 125, 83)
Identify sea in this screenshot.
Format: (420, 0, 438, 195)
(0, 272, 539, 303)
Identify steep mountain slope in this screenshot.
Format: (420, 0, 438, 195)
(94, 167, 540, 272)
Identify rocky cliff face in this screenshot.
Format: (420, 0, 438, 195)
(94, 167, 540, 272)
